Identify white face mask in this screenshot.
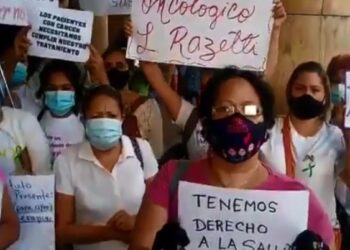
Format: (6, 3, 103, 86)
(331, 83, 345, 105)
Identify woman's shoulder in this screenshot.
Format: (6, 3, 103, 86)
(262, 167, 309, 192)
(2, 106, 37, 121)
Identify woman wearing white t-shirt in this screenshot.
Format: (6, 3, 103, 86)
(260, 61, 350, 250)
(54, 85, 158, 250)
(36, 59, 85, 162)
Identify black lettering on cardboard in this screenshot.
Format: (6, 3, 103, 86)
(198, 235, 209, 248)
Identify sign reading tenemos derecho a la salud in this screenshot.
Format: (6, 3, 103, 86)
(179, 182, 309, 250)
(127, 0, 274, 70)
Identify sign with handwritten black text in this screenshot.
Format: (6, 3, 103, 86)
(8, 175, 55, 250)
(27, 6, 94, 62)
(127, 0, 274, 70)
(179, 182, 309, 250)
(79, 0, 131, 16)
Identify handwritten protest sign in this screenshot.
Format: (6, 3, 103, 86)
(27, 6, 94, 62)
(179, 182, 309, 250)
(0, 0, 29, 26)
(79, 0, 131, 16)
(8, 175, 55, 250)
(345, 72, 350, 128)
(127, 0, 274, 70)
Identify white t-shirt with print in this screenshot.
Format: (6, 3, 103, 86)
(54, 136, 158, 250)
(0, 107, 51, 174)
(175, 99, 208, 160)
(260, 117, 345, 227)
(40, 112, 84, 162)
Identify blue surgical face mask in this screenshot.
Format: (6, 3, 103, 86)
(11, 63, 27, 88)
(44, 91, 75, 117)
(86, 118, 123, 151)
(331, 83, 345, 105)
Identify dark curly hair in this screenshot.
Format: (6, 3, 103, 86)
(37, 59, 83, 115)
(198, 68, 275, 142)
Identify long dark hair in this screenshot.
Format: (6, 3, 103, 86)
(286, 61, 330, 120)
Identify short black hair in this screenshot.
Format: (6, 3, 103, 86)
(102, 36, 128, 59)
(82, 85, 123, 118)
(198, 68, 275, 140)
(0, 24, 21, 57)
(38, 59, 83, 114)
(286, 61, 330, 119)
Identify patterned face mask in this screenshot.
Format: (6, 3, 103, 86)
(207, 113, 269, 164)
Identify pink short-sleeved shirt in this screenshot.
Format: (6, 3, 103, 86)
(147, 159, 334, 246)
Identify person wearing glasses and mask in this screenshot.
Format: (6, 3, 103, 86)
(260, 62, 350, 250)
(54, 85, 158, 250)
(129, 67, 333, 250)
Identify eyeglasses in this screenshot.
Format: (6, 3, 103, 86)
(212, 103, 263, 119)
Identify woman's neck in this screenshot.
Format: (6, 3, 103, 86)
(289, 115, 323, 137)
(92, 144, 122, 172)
(208, 153, 267, 189)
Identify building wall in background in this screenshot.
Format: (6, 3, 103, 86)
(273, 0, 350, 113)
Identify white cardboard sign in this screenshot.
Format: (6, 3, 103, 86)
(8, 175, 55, 250)
(27, 6, 94, 62)
(179, 181, 309, 250)
(0, 0, 29, 26)
(127, 0, 274, 70)
(79, 0, 131, 16)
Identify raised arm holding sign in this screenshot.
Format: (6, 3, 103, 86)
(127, 0, 274, 70)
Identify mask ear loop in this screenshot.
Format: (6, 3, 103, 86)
(0, 63, 15, 108)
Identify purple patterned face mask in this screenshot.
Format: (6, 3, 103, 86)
(207, 113, 268, 164)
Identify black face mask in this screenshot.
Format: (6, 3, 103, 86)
(107, 69, 130, 90)
(289, 95, 325, 120)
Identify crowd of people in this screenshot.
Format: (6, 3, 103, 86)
(0, 0, 350, 250)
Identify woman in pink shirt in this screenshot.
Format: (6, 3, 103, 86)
(129, 68, 334, 250)
(0, 171, 19, 248)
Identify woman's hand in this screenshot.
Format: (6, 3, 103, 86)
(292, 230, 329, 250)
(124, 19, 133, 38)
(86, 45, 109, 85)
(272, 0, 287, 29)
(107, 210, 135, 232)
(14, 27, 31, 61)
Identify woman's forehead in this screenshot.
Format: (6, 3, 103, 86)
(215, 78, 261, 105)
